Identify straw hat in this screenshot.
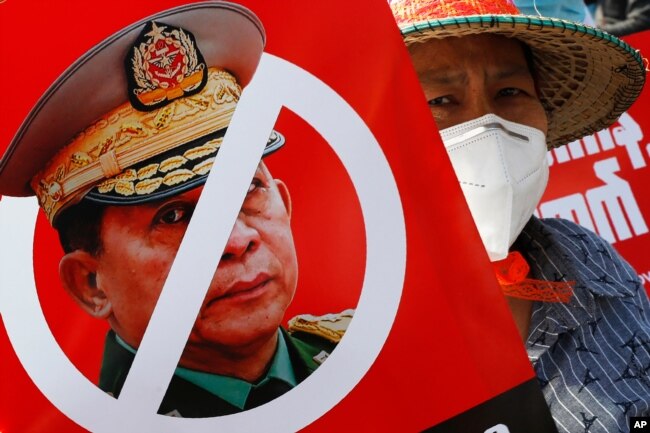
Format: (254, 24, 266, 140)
(0, 1, 284, 224)
(390, 0, 646, 148)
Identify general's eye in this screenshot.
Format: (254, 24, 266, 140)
(428, 95, 452, 106)
(248, 178, 262, 194)
(497, 87, 523, 97)
(155, 205, 192, 225)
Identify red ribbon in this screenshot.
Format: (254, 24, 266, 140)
(493, 251, 574, 303)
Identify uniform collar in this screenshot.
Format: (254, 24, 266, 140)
(115, 329, 297, 409)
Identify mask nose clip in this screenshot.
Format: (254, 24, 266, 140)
(442, 121, 531, 147)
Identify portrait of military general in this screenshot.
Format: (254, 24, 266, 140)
(0, 1, 354, 417)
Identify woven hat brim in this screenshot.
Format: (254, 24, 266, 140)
(401, 15, 646, 148)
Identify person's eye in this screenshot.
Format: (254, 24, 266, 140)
(428, 95, 452, 106)
(497, 87, 523, 97)
(155, 205, 193, 225)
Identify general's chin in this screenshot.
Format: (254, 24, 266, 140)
(189, 308, 286, 349)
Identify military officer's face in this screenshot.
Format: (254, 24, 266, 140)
(91, 162, 297, 359)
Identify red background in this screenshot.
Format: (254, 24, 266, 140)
(540, 30, 650, 292)
(0, 0, 535, 431)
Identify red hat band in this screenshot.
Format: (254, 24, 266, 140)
(391, 0, 521, 26)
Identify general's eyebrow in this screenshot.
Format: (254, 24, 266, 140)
(146, 192, 199, 210)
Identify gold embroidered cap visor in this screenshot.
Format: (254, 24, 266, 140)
(0, 1, 281, 223)
(85, 128, 284, 206)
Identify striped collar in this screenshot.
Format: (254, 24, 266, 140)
(514, 217, 641, 358)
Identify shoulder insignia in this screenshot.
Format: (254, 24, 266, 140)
(313, 350, 329, 365)
(287, 309, 354, 343)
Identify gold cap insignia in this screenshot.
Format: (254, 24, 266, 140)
(126, 21, 207, 112)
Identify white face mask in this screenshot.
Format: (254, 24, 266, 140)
(439, 114, 549, 262)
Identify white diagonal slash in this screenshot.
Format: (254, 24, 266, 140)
(116, 62, 284, 414)
(0, 53, 406, 432)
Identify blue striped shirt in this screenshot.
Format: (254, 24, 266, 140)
(517, 217, 650, 433)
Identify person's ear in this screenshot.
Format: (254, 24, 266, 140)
(274, 179, 292, 218)
(59, 251, 111, 319)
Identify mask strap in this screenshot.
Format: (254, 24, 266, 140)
(493, 251, 574, 303)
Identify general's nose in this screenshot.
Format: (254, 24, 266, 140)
(221, 217, 260, 261)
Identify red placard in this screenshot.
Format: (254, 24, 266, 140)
(0, 1, 545, 431)
(538, 30, 650, 292)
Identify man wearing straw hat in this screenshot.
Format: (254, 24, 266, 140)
(0, 2, 351, 417)
(390, 0, 650, 430)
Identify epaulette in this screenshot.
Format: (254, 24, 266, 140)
(287, 309, 354, 343)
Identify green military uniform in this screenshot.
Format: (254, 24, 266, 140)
(98, 326, 338, 417)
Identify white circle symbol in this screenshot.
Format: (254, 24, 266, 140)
(0, 54, 406, 432)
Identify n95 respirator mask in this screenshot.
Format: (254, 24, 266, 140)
(439, 114, 549, 262)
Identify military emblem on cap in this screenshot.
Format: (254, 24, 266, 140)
(127, 21, 208, 112)
(0, 1, 278, 226)
(26, 15, 284, 224)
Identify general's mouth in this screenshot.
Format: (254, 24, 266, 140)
(207, 273, 272, 306)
